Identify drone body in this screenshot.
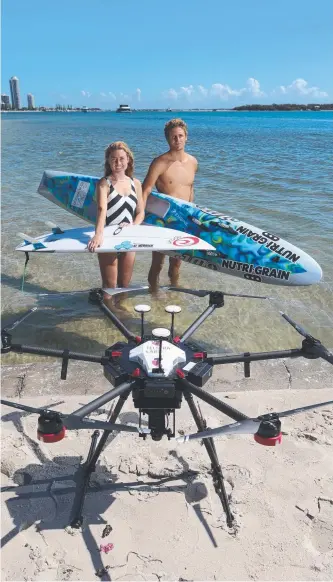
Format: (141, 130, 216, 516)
(1, 286, 332, 529)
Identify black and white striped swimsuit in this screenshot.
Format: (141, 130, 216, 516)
(105, 177, 137, 226)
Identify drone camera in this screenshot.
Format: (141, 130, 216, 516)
(146, 409, 174, 441)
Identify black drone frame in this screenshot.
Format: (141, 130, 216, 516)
(1, 287, 333, 529)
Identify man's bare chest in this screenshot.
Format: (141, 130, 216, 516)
(160, 162, 194, 186)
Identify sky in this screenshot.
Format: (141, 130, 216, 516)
(2, 0, 332, 109)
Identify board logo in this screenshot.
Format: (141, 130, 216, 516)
(171, 235, 200, 247)
(71, 181, 90, 208)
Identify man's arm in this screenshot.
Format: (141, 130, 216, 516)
(142, 158, 163, 205)
(189, 158, 198, 203)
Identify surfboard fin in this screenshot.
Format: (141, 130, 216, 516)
(17, 232, 48, 250)
(45, 221, 65, 234)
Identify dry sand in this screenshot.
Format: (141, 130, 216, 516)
(1, 359, 333, 581)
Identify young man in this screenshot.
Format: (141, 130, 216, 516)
(142, 118, 198, 290)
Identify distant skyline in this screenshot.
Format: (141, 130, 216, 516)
(2, 0, 332, 109)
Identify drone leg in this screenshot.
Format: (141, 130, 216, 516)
(70, 387, 132, 528)
(183, 390, 234, 528)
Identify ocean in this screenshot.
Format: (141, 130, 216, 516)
(2, 110, 333, 364)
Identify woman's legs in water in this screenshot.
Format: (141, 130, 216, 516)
(98, 253, 118, 303)
(116, 251, 136, 311)
(117, 251, 136, 287)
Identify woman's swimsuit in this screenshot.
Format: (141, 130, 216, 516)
(105, 177, 137, 226)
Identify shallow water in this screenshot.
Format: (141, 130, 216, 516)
(2, 110, 333, 365)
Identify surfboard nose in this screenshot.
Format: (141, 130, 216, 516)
(293, 255, 323, 286)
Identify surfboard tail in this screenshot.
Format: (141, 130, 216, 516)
(17, 233, 48, 250)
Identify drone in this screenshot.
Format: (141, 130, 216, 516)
(1, 286, 333, 529)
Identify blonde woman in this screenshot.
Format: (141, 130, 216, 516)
(88, 142, 144, 301)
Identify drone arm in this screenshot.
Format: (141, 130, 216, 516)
(7, 342, 106, 363)
(180, 305, 216, 342)
(180, 377, 249, 422)
(90, 289, 138, 342)
(319, 349, 333, 365)
(72, 381, 133, 418)
(206, 348, 302, 366)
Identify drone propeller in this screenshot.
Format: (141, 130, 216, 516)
(166, 286, 271, 300)
(280, 312, 333, 364)
(175, 399, 333, 442)
(2, 308, 38, 332)
(280, 312, 316, 340)
(0, 399, 150, 435)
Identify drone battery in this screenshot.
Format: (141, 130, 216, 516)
(187, 362, 213, 387)
(144, 378, 175, 398)
(103, 362, 129, 387)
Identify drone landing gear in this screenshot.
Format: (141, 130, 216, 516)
(70, 385, 131, 528)
(70, 384, 235, 529)
(183, 390, 234, 527)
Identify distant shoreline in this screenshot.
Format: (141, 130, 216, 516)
(2, 104, 333, 113)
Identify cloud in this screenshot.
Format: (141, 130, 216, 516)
(136, 88, 141, 101)
(100, 92, 107, 97)
(247, 77, 265, 97)
(211, 83, 245, 99)
(164, 88, 178, 100)
(198, 85, 208, 97)
(180, 85, 195, 97)
(108, 92, 116, 100)
(279, 78, 328, 98)
(81, 90, 91, 98)
(161, 76, 330, 104)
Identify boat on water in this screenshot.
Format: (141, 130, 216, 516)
(116, 104, 132, 113)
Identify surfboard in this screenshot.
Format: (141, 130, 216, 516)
(37, 170, 323, 286)
(16, 224, 215, 254)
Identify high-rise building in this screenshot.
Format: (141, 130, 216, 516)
(27, 93, 35, 109)
(1, 94, 10, 109)
(9, 76, 21, 109)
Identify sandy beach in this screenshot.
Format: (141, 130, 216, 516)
(1, 358, 332, 581)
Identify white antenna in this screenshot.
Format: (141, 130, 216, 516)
(152, 327, 170, 371)
(134, 304, 151, 338)
(165, 305, 181, 338)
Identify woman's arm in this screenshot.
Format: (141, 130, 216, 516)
(87, 178, 109, 252)
(133, 180, 145, 225)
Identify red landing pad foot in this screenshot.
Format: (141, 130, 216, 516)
(254, 433, 282, 446)
(37, 426, 66, 443)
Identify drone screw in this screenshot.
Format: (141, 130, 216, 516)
(174, 336, 181, 343)
(111, 351, 122, 358)
(176, 369, 185, 379)
(132, 368, 141, 377)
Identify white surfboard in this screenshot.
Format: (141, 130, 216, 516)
(16, 224, 215, 254)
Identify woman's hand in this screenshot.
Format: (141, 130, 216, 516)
(87, 233, 103, 252)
